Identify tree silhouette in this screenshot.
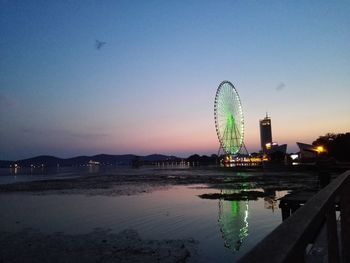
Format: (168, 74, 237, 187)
(313, 133, 350, 161)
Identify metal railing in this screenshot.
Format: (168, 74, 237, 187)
(238, 170, 350, 263)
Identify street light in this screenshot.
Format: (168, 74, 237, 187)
(316, 146, 325, 154)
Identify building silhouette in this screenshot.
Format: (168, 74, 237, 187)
(259, 113, 272, 153)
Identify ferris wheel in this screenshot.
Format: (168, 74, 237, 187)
(214, 81, 245, 155)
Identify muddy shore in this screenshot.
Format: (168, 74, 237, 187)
(0, 167, 320, 196)
(0, 167, 321, 262)
(0, 228, 197, 263)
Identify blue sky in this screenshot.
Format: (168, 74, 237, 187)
(1, 0, 349, 159)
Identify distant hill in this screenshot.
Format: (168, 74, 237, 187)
(0, 154, 181, 168)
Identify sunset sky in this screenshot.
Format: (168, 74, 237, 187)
(1, 1, 349, 160)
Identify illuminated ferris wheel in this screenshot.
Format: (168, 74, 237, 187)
(214, 81, 245, 155)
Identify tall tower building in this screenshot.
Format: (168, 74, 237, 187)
(259, 113, 272, 153)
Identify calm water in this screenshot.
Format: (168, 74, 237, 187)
(0, 167, 286, 262)
(0, 166, 122, 184)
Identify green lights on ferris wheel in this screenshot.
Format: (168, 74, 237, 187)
(214, 81, 244, 155)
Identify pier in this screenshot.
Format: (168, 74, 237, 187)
(279, 190, 319, 221)
(238, 170, 350, 263)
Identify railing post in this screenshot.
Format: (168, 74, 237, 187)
(340, 179, 350, 262)
(280, 202, 291, 221)
(326, 204, 340, 263)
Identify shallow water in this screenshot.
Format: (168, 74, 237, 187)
(0, 165, 267, 184)
(0, 181, 285, 262)
(0, 166, 120, 184)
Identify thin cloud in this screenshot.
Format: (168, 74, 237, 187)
(20, 127, 108, 140)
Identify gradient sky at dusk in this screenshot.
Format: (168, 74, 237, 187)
(1, 0, 349, 160)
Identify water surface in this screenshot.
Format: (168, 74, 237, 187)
(0, 168, 286, 262)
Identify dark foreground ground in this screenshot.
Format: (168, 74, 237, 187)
(0, 228, 197, 263)
(0, 167, 323, 262)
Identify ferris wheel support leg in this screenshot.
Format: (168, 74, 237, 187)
(217, 146, 223, 158)
(240, 142, 249, 155)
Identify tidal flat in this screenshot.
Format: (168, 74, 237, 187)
(0, 166, 318, 262)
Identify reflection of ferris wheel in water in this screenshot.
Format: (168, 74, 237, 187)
(214, 81, 248, 155)
(218, 197, 249, 251)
